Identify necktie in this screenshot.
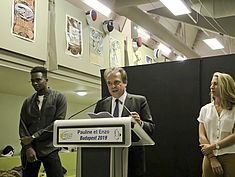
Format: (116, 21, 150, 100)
(113, 99, 119, 117)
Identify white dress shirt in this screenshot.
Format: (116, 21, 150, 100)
(111, 91, 127, 117)
(198, 102, 235, 156)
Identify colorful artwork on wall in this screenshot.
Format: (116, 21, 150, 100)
(12, 0, 35, 41)
(65, 15, 83, 57)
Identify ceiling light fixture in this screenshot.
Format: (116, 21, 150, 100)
(158, 43, 171, 56)
(75, 90, 87, 96)
(83, 0, 111, 17)
(176, 55, 187, 61)
(137, 28, 150, 40)
(160, 0, 191, 16)
(203, 38, 224, 50)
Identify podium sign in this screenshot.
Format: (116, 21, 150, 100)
(53, 117, 154, 177)
(57, 125, 124, 144)
(53, 117, 132, 147)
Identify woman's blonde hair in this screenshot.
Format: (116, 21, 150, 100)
(211, 72, 235, 110)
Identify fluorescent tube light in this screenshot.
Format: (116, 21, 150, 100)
(137, 28, 150, 40)
(203, 38, 224, 50)
(83, 0, 111, 17)
(158, 43, 171, 56)
(75, 90, 87, 96)
(160, 0, 191, 16)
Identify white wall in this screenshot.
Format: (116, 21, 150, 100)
(0, 0, 48, 60)
(0, 93, 23, 155)
(0, 93, 93, 155)
(0, 0, 156, 155)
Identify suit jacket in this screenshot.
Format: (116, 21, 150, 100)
(94, 93, 155, 176)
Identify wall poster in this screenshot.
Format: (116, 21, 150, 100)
(65, 14, 82, 57)
(109, 37, 121, 67)
(89, 27, 104, 66)
(12, 0, 36, 41)
(146, 55, 153, 64)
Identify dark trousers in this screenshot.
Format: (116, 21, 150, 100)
(23, 150, 64, 177)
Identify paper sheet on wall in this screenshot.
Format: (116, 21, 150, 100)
(11, 0, 36, 42)
(89, 27, 104, 66)
(65, 14, 83, 57)
(109, 37, 121, 67)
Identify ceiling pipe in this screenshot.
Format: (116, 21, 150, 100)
(147, 0, 235, 38)
(190, 0, 235, 18)
(114, 0, 148, 9)
(115, 6, 200, 58)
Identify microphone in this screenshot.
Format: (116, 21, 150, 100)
(119, 100, 140, 141)
(119, 100, 132, 115)
(119, 100, 136, 128)
(68, 96, 108, 120)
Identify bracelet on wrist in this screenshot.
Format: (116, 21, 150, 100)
(208, 155, 215, 159)
(207, 153, 215, 159)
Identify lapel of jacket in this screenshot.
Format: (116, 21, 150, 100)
(122, 93, 132, 117)
(104, 97, 112, 113)
(32, 93, 39, 112)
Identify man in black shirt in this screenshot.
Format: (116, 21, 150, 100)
(19, 66, 67, 177)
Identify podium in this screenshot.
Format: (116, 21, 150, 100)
(53, 117, 154, 177)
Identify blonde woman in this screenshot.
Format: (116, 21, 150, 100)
(198, 72, 235, 177)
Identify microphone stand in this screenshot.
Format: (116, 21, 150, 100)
(119, 100, 132, 115)
(20, 119, 31, 136)
(119, 100, 137, 128)
(68, 96, 108, 120)
(68, 102, 98, 120)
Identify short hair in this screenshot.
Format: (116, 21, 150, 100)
(104, 67, 128, 84)
(211, 72, 235, 110)
(30, 66, 48, 78)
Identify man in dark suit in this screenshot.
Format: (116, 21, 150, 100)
(94, 67, 155, 177)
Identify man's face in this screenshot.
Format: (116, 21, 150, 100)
(106, 72, 127, 98)
(30, 72, 48, 93)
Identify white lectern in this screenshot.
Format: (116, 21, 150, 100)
(53, 117, 154, 177)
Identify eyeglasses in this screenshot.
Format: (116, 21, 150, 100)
(107, 80, 122, 87)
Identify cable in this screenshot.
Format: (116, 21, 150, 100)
(195, 0, 227, 34)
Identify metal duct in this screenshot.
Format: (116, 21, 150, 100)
(115, 6, 200, 58)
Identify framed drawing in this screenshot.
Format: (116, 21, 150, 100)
(65, 15, 83, 57)
(12, 0, 36, 41)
